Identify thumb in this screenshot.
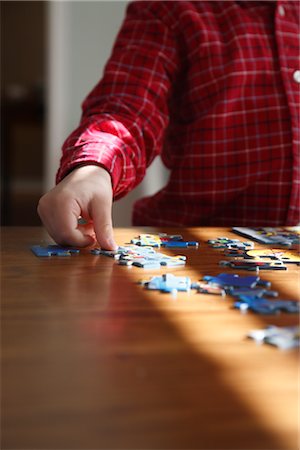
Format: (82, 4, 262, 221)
(90, 197, 117, 251)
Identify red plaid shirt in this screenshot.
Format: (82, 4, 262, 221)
(57, 0, 300, 226)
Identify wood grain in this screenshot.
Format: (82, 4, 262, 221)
(1, 227, 299, 450)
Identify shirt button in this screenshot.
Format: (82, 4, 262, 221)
(278, 5, 285, 17)
(293, 70, 300, 83)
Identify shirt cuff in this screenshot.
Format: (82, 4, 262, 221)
(56, 132, 128, 199)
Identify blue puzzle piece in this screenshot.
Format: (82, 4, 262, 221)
(203, 273, 270, 289)
(227, 287, 278, 298)
(142, 274, 192, 293)
(234, 295, 300, 314)
(162, 241, 199, 248)
(31, 245, 80, 257)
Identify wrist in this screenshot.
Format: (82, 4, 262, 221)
(67, 164, 112, 185)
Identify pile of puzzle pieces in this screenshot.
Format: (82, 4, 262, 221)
(204, 273, 299, 314)
(31, 234, 299, 349)
(140, 272, 300, 315)
(91, 245, 187, 269)
(89, 233, 200, 268)
(31, 235, 299, 274)
(31, 233, 198, 269)
(208, 237, 300, 271)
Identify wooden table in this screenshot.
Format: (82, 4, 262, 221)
(2, 227, 299, 450)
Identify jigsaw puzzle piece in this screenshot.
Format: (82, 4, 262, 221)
(244, 249, 300, 265)
(203, 273, 269, 289)
(232, 227, 300, 246)
(31, 245, 80, 257)
(162, 241, 199, 248)
(234, 295, 299, 314)
(131, 233, 199, 248)
(131, 234, 162, 247)
(208, 237, 253, 250)
(141, 273, 192, 293)
(132, 259, 162, 269)
(227, 287, 278, 298)
(271, 250, 300, 265)
(248, 325, 300, 350)
(192, 282, 226, 296)
(219, 259, 287, 270)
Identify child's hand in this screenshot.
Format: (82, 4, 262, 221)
(37, 165, 117, 250)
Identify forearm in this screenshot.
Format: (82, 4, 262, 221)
(57, 1, 180, 199)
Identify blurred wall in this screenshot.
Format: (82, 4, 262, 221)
(46, 1, 169, 227)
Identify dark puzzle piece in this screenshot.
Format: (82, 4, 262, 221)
(31, 245, 80, 257)
(227, 287, 278, 298)
(234, 295, 299, 314)
(202, 273, 271, 289)
(219, 259, 287, 271)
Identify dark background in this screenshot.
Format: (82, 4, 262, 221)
(1, 1, 45, 225)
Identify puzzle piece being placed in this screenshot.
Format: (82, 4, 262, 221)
(31, 245, 80, 257)
(91, 245, 187, 268)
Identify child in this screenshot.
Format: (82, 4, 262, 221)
(38, 1, 300, 249)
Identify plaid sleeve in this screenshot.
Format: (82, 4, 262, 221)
(56, 1, 180, 199)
